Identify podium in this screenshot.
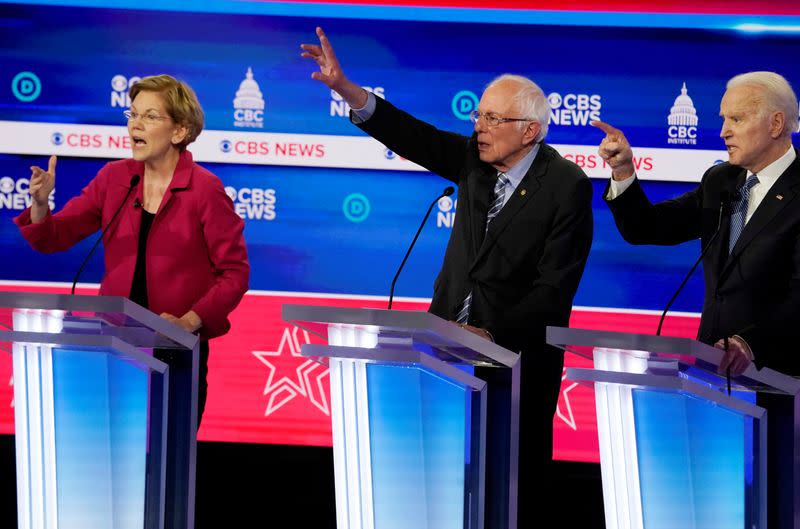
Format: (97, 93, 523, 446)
(547, 326, 800, 529)
(282, 305, 520, 529)
(0, 292, 200, 529)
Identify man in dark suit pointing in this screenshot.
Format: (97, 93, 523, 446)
(302, 27, 593, 529)
(595, 71, 800, 528)
(595, 71, 799, 377)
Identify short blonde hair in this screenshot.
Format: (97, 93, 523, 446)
(129, 75, 204, 150)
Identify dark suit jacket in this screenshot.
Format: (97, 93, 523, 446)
(605, 151, 800, 375)
(356, 97, 593, 365)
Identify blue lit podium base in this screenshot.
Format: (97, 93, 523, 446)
(284, 305, 521, 529)
(1, 293, 199, 529)
(548, 327, 800, 529)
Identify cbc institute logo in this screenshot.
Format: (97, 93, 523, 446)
(667, 82, 698, 146)
(233, 67, 265, 128)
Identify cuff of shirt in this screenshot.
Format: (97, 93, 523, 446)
(350, 91, 377, 124)
(606, 174, 637, 200)
(732, 335, 755, 360)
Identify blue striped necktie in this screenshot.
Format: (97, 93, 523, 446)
(456, 173, 510, 324)
(728, 174, 759, 254)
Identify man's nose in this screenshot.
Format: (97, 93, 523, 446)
(720, 120, 731, 139)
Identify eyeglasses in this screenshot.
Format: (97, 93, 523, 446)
(123, 110, 170, 125)
(469, 110, 534, 127)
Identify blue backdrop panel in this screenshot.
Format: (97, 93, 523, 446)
(1, 4, 799, 149)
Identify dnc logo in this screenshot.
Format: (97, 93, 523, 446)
(451, 90, 479, 121)
(12, 72, 41, 103)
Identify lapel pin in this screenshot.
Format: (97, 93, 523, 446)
(777, 194, 784, 201)
(520, 189, 527, 196)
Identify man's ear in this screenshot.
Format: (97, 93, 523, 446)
(523, 121, 542, 145)
(769, 111, 786, 139)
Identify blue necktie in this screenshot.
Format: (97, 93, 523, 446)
(456, 173, 510, 324)
(728, 174, 759, 254)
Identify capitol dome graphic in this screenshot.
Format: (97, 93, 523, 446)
(667, 82, 698, 127)
(234, 67, 265, 110)
(233, 67, 265, 128)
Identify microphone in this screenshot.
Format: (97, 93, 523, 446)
(388, 186, 455, 310)
(656, 191, 732, 335)
(71, 174, 141, 295)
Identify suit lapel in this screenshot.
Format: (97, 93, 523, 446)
(155, 150, 193, 217)
(719, 158, 800, 283)
(470, 146, 549, 268)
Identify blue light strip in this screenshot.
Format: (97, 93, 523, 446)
(2, 0, 800, 30)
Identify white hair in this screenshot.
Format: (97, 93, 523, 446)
(486, 74, 551, 143)
(727, 71, 799, 135)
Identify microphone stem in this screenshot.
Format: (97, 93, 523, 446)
(656, 201, 726, 335)
(388, 193, 445, 310)
(71, 183, 138, 295)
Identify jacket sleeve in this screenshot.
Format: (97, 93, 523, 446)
(190, 177, 250, 339)
(486, 175, 593, 351)
(605, 171, 707, 246)
(14, 168, 106, 253)
(354, 96, 472, 183)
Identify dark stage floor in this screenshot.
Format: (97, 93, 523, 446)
(0, 435, 605, 528)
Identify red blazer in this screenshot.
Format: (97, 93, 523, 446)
(15, 150, 250, 339)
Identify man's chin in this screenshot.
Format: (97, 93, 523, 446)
(477, 151, 495, 164)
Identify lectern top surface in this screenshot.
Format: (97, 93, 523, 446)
(547, 326, 800, 396)
(0, 292, 198, 351)
(282, 304, 519, 368)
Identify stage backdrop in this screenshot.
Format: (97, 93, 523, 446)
(0, 0, 798, 462)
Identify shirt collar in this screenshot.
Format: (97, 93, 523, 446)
(502, 143, 540, 190)
(748, 145, 796, 188)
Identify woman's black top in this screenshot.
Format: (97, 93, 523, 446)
(129, 210, 155, 308)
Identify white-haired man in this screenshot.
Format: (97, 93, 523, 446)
(303, 27, 593, 529)
(595, 71, 800, 528)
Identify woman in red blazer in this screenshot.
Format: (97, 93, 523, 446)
(15, 74, 250, 420)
